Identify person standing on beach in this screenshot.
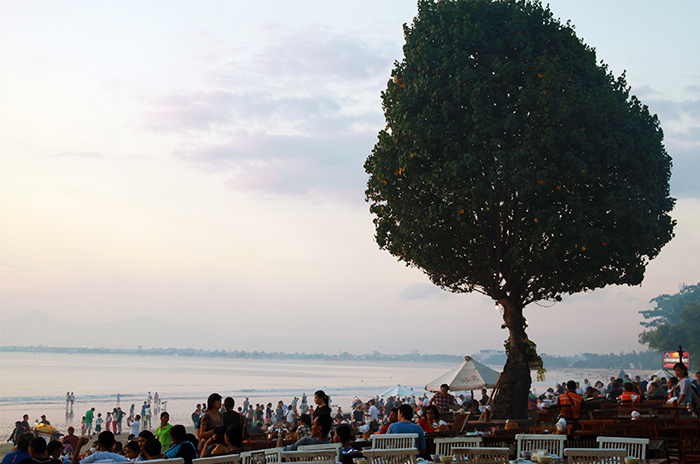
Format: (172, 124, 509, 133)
(191, 405, 202, 431)
(116, 394, 120, 406)
(70, 393, 75, 408)
(95, 414, 103, 434)
(84, 409, 95, 436)
(114, 408, 124, 435)
(143, 403, 152, 430)
(155, 412, 173, 451)
(128, 415, 141, 437)
(198, 394, 224, 444)
(66, 393, 70, 409)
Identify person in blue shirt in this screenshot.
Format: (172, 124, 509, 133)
(164, 425, 197, 464)
(1, 432, 33, 464)
(387, 404, 426, 454)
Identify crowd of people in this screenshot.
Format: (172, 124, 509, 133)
(532, 363, 700, 430)
(3, 368, 698, 464)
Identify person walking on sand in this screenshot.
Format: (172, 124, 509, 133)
(66, 393, 70, 409)
(70, 393, 75, 408)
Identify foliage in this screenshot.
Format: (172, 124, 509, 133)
(365, 0, 675, 306)
(640, 283, 700, 328)
(640, 301, 700, 355)
(364, 0, 675, 417)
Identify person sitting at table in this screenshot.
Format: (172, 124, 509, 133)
(333, 424, 354, 455)
(276, 414, 332, 451)
(607, 379, 624, 401)
(387, 404, 426, 455)
(647, 381, 667, 400)
(378, 408, 398, 434)
(417, 405, 447, 433)
(618, 382, 641, 404)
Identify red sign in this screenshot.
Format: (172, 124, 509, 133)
(662, 351, 690, 369)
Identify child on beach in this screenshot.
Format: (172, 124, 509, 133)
(80, 417, 86, 437)
(95, 414, 103, 434)
(106, 412, 113, 433)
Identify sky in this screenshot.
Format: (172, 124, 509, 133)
(1, 0, 699, 357)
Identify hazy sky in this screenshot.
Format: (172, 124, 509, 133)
(2, 1, 699, 357)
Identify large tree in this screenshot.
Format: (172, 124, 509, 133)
(365, 0, 675, 418)
(639, 284, 700, 355)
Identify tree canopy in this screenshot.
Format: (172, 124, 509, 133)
(639, 284, 700, 354)
(365, 0, 675, 418)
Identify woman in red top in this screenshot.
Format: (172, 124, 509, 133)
(418, 405, 440, 433)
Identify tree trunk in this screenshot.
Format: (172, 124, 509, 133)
(491, 298, 532, 420)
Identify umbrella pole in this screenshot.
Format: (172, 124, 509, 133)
(478, 373, 502, 421)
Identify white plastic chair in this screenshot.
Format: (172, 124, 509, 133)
(453, 447, 509, 464)
(194, 455, 241, 464)
(298, 443, 342, 462)
(597, 437, 649, 459)
(282, 449, 337, 463)
(515, 434, 566, 457)
(434, 437, 483, 455)
(241, 450, 266, 464)
(242, 448, 282, 464)
(564, 448, 627, 464)
(370, 434, 418, 450)
(362, 448, 418, 464)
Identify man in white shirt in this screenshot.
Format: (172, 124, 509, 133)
(128, 415, 141, 437)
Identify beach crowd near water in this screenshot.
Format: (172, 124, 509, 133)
(3, 364, 699, 464)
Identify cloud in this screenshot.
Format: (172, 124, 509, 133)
(247, 28, 391, 81)
(175, 131, 375, 196)
(399, 283, 452, 301)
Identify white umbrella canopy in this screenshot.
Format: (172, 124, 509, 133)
(380, 385, 417, 397)
(650, 369, 673, 380)
(425, 356, 501, 392)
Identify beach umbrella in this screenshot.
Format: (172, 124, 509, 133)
(380, 385, 417, 397)
(425, 356, 501, 392)
(650, 368, 673, 380)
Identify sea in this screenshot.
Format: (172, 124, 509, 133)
(0, 351, 459, 438)
(0, 351, 630, 440)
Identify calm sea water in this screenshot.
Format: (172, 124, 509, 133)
(0, 351, 456, 438)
